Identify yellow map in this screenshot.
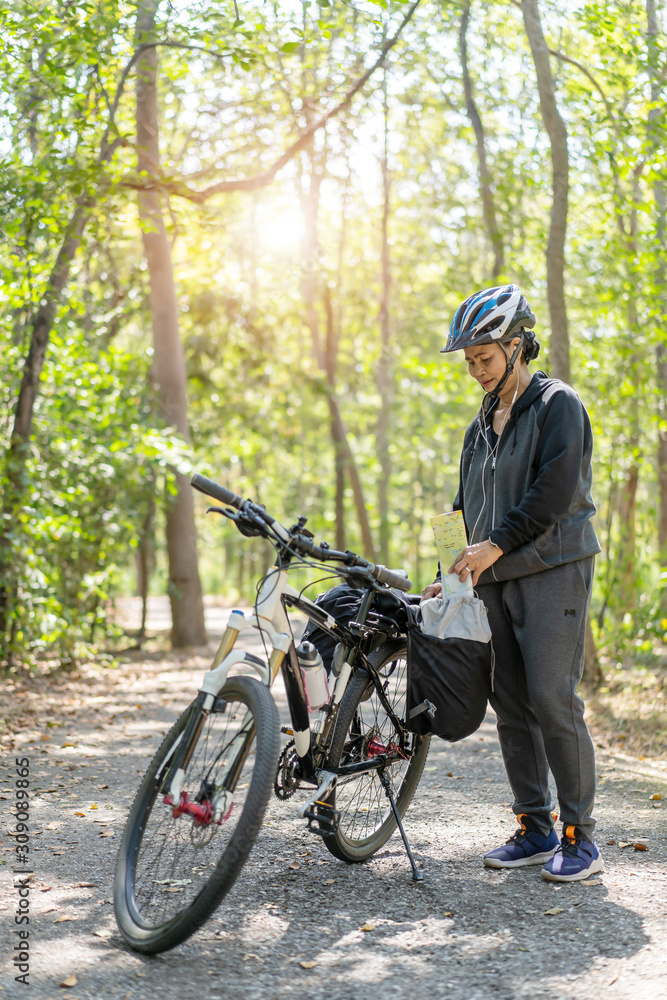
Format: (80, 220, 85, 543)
(430, 510, 473, 597)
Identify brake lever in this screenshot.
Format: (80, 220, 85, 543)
(207, 506, 266, 538)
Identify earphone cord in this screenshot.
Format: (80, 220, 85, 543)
(470, 381, 519, 544)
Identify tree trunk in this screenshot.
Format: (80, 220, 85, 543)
(136, 491, 155, 640)
(0, 197, 92, 644)
(376, 72, 392, 566)
(582, 616, 602, 687)
(522, 0, 570, 384)
(647, 0, 667, 565)
(299, 142, 376, 559)
(324, 288, 346, 551)
(459, 3, 504, 282)
(135, 0, 206, 646)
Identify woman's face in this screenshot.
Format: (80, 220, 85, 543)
(463, 338, 521, 394)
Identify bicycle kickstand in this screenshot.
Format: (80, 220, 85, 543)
(378, 770, 423, 882)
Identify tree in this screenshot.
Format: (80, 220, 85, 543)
(135, 0, 206, 646)
(521, 0, 571, 384)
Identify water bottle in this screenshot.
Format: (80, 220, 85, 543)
(296, 641, 329, 712)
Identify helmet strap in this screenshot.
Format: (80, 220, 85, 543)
(488, 333, 524, 399)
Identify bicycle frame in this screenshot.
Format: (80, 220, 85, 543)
(161, 564, 356, 803)
(161, 559, 408, 809)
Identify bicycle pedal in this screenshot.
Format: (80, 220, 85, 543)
(302, 804, 340, 836)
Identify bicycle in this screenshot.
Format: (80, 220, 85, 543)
(114, 473, 431, 954)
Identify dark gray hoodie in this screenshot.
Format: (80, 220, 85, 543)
(454, 371, 601, 583)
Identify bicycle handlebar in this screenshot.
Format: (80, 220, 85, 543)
(190, 473, 413, 593)
(191, 474, 244, 510)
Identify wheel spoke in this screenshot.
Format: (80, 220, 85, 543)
(322, 640, 430, 862)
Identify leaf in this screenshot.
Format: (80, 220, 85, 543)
(93, 929, 112, 938)
(74, 812, 85, 817)
(299, 961, 317, 969)
(60, 974, 77, 986)
(443, 911, 453, 917)
(281, 42, 301, 53)
(99, 830, 115, 837)
(72, 882, 97, 888)
(618, 841, 634, 848)
(288, 861, 300, 870)
(543, 907, 565, 916)
(633, 842, 648, 851)
(90, 804, 98, 810)
(361, 922, 376, 931)
(40, 885, 53, 892)
(582, 879, 604, 886)
(650, 793, 661, 800)
(54, 915, 76, 923)
(323, 879, 335, 884)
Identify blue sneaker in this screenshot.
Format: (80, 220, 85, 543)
(483, 814, 559, 869)
(541, 829, 603, 882)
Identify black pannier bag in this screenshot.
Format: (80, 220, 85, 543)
(301, 583, 363, 672)
(405, 595, 494, 742)
(301, 583, 417, 673)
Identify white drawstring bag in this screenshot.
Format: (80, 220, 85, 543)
(420, 593, 492, 644)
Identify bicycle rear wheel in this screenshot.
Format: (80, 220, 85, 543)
(321, 638, 430, 863)
(114, 674, 279, 954)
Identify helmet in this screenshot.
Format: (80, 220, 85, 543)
(441, 284, 536, 354)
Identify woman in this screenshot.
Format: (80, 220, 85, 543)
(422, 283, 602, 882)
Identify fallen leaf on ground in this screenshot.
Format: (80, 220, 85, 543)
(40, 885, 53, 892)
(582, 879, 603, 886)
(299, 961, 317, 969)
(73, 812, 85, 818)
(98, 784, 108, 790)
(634, 843, 648, 851)
(54, 915, 76, 923)
(99, 831, 115, 837)
(60, 974, 77, 987)
(543, 907, 565, 916)
(323, 879, 335, 885)
(608, 973, 619, 986)
(61, 743, 77, 748)
(44, 906, 60, 913)
(288, 861, 300, 870)
(93, 929, 112, 938)
(443, 911, 453, 917)
(90, 804, 98, 810)
(606, 839, 617, 845)
(650, 793, 661, 801)
(361, 922, 376, 931)
(72, 882, 97, 888)
(618, 841, 633, 849)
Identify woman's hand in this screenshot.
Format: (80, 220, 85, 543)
(421, 582, 442, 601)
(449, 539, 503, 587)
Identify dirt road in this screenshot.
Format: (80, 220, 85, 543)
(2, 607, 667, 999)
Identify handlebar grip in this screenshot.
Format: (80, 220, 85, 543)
(191, 474, 243, 510)
(371, 564, 413, 592)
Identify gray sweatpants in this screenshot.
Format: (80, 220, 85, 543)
(476, 557, 596, 842)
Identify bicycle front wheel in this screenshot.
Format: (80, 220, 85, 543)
(321, 638, 430, 863)
(114, 674, 279, 954)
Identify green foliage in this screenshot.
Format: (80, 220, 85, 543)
(0, 0, 666, 671)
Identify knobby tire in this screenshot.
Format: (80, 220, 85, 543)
(114, 674, 279, 954)
(321, 638, 430, 863)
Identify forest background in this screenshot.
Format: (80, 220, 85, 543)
(1, 0, 666, 746)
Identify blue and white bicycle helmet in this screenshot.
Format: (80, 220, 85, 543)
(441, 284, 536, 354)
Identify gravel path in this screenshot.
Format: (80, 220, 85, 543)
(2, 610, 667, 1000)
